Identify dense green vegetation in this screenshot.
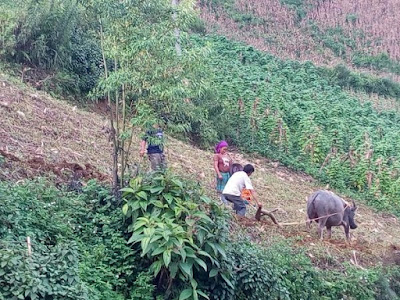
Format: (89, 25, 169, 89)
(352, 53, 400, 76)
(1, 177, 400, 299)
(319, 64, 400, 98)
(0, 179, 136, 299)
(121, 173, 229, 299)
(0, 0, 102, 99)
(309, 24, 362, 59)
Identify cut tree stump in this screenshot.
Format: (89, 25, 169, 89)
(255, 207, 281, 227)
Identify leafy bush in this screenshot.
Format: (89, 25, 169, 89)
(0, 0, 102, 99)
(0, 179, 138, 299)
(122, 172, 230, 300)
(205, 239, 400, 300)
(352, 52, 400, 75)
(310, 24, 360, 58)
(206, 240, 322, 300)
(0, 241, 88, 300)
(321, 64, 400, 98)
(0, 1, 18, 57)
(129, 271, 156, 300)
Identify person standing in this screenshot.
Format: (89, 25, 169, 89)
(140, 123, 166, 171)
(213, 140, 232, 204)
(223, 164, 262, 216)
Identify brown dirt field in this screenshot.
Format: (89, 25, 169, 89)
(0, 75, 112, 181)
(1, 72, 399, 269)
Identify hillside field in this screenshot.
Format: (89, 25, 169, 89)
(1, 70, 399, 269)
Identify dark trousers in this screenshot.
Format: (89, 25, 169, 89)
(223, 194, 246, 216)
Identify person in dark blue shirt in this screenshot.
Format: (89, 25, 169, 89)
(140, 123, 166, 171)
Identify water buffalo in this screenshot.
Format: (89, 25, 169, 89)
(306, 190, 357, 241)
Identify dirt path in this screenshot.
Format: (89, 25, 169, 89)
(1, 74, 399, 268)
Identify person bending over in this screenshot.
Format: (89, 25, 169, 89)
(222, 164, 262, 216)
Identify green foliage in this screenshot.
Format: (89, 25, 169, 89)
(129, 271, 156, 300)
(0, 241, 88, 300)
(320, 64, 400, 98)
(122, 172, 230, 300)
(310, 24, 361, 58)
(0, 179, 139, 299)
(200, 0, 266, 27)
(207, 240, 320, 300)
(0, 0, 102, 99)
(352, 52, 400, 76)
(92, 0, 219, 142)
(11, 0, 77, 69)
(0, 1, 18, 57)
(206, 239, 400, 300)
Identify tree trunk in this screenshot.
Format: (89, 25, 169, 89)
(100, 22, 119, 195)
(172, 0, 181, 56)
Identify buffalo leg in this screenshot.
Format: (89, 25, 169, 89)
(306, 216, 312, 230)
(340, 221, 351, 241)
(326, 226, 332, 239)
(343, 224, 351, 241)
(317, 218, 327, 240)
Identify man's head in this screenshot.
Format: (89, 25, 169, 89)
(243, 164, 255, 176)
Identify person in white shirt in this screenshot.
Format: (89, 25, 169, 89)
(222, 164, 262, 216)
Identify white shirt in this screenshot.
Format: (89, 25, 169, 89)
(223, 171, 254, 196)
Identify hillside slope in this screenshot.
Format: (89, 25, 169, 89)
(1, 72, 399, 268)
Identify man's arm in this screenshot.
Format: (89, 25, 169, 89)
(140, 140, 147, 157)
(249, 189, 262, 208)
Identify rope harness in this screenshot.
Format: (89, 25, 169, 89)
(277, 203, 349, 226)
(252, 192, 350, 227)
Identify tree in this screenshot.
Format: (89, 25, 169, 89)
(91, 0, 211, 193)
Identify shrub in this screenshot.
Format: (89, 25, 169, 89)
(0, 0, 102, 99)
(0, 241, 88, 300)
(0, 179, 138, 299)
(207, 240, 322, 300)
(206, 239, 400, 300)
(122, 172, 230, 300)
(352, 52, 400, 75)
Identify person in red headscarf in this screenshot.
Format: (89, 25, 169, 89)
(213, 140, 232, 204)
